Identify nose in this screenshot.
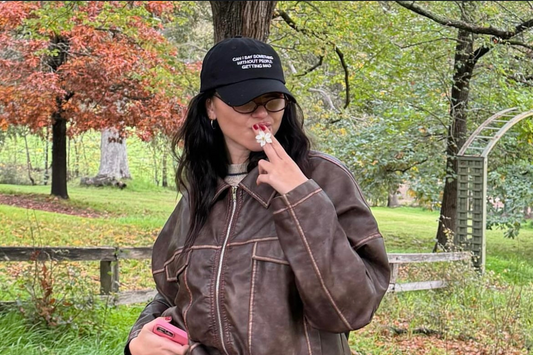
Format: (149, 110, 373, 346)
(251, 104, 268, 117)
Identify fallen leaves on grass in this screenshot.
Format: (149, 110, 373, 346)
(0, 193, 108, 218)
(352, 313, 529, 355)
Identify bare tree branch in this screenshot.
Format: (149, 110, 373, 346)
(279, 49, 298, 74)
(274, 9, 351, 108)
(334, 46, 350, 109)
(395, 1, 533, 39)
(395, 37, 458, 49)
(299, 1, 322, 14)
(494, 1, 525, 23)
(294, 54, 323, 77)
(308, 88, 340, 112)
(500, 39, 533, 51)
(385, 157, 429, 174)
(472, 46, 490, 66)
(505, 73, 533, 86)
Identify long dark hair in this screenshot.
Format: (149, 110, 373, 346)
(171, 91, 311, 249)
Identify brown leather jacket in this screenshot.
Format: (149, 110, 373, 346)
(127, 152, 390, 355)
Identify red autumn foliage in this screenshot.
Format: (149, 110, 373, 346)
(0, 1, 194, 138)
(0, 1, 198, 197)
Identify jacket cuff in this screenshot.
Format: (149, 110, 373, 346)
(271, 179, 322, 213)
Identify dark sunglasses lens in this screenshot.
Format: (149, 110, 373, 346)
(265, 98, 287, 112)
(233, 102, 257, 113)
(231, 96, 288, 114)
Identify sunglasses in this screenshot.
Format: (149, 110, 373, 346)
(214, 94, 289, 114)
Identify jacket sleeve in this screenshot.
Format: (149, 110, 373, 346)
(270, 158, 390, 333)
(124, 293, 173, 355)
(124, 196, 188, 354)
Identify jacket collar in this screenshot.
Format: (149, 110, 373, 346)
(212, 166, 277, 208)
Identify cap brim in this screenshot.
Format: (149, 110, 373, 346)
(216, 79, 293, 106)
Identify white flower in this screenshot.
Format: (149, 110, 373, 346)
(255, 131, 272, 147)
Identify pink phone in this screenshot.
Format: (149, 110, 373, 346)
(152, 318, 188, 345)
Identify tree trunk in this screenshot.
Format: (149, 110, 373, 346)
(387, 190, 401, 208)
(434, 27, 475, 250)
(51, 114, 68, 199)
(73, 136, 79, 178)
(96, 128, 131, 180)
(67, 134, 71, 181)
(23, 132, 35, 185)
(43, 126, 50, 185)
(210, 1, 277, 42)
(150, 136, 159, 186)
(525, 206, 532, 219)
(162, 152, 168, 188)
(48, 35, 70, 198)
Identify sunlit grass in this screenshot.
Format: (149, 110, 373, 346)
(351, 266, 533, 354)
(1, 184, 533, 354)
(0, 305, 145, 355)
(0, 182, 179, 219)
(373, 206, 533, 285)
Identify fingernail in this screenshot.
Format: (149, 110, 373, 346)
(253, 124, 259, 130)
(164, 316, 172, 321)
(259, 124, 267, 131)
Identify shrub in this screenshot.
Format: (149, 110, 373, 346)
(5, 254, 110, 334)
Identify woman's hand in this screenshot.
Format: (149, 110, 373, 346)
(255, 124, 308, 195)
(129, 317, 189, 355)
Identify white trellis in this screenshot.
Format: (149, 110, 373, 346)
(456, 108, 533, 270)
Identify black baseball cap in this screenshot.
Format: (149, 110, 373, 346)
(199, 36, 294, 106)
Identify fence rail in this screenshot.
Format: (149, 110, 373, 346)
(0, 246, 151, 297)
(387, 251, 472, 292)
(1, 247, 472, 304)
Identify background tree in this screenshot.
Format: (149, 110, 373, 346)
(270, 1, 451, 207)
(0, 1, 189, 198)
(2, 1, 532, 241)
(209, 1, 277, 42)
(395, 1, 533, 248)
(269, 1, 533, 239)
(94, 128, 132, 183)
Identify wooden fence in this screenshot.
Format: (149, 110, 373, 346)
(387, 252, 471, 292)
(0, 246, 155, 305)
(0, 247, 471, 304)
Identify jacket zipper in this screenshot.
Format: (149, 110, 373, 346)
(215, 186, 237, 355)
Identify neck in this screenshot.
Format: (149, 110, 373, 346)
(228, 149, 250, 164)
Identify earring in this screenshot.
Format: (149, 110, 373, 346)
(211, 119, 217, 130)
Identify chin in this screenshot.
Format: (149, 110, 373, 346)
(246, 141, 264, 152)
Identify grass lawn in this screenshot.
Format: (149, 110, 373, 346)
(0, 182, 180, 245)
(0, 182, 180, 220)
(1, 183, 533, 354)
(0, 304, 145, 355)
(373, 206, 533, 285)
(0, 182, 180, 295)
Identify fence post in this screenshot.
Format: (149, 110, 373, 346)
(389, 263, 399, 284)
(100, 260, 119, 295)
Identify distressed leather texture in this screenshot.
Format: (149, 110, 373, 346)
(127, 152, 390, 355)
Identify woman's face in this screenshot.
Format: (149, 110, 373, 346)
(206, 93, 286, 164)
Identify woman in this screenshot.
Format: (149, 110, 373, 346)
(126, 36, 390, 355)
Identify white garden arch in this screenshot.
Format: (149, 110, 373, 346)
(456, 107, 533, 270)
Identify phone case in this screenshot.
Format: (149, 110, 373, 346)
(152, 318, 188, 345)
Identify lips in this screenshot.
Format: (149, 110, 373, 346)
(255, 122, 271, 129)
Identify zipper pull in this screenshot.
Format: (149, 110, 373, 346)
(231, 186, 237, 201)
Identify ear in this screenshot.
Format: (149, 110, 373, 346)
(205, 98, 216, 120)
